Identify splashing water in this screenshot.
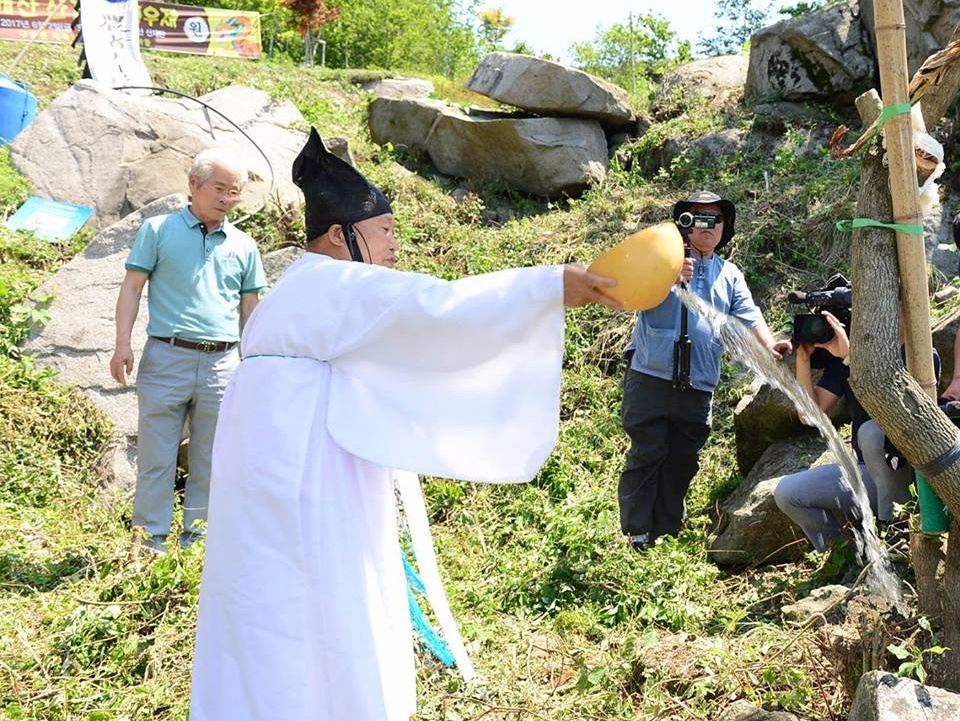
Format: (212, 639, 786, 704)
(676, 288, 903, 609)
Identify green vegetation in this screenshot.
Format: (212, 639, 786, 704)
(571, 14, 691, 107)
(0, 35, 922, 721)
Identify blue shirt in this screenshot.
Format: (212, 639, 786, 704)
(125, 207, 267, 342)
(627, 254, 764, 392)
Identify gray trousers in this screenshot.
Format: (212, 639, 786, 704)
(618, 369, 712, 539)
(133, 337, 239, 542)
(773, 419, 912, 552)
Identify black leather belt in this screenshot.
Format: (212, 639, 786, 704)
(151, 336, 237, 353)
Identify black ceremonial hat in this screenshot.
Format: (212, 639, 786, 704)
(292, 127, 393, 241)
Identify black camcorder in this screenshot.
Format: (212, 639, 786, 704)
(676, 211, 722, 230)
(788, 274, 852, 346)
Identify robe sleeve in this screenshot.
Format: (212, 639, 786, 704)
(326, 264, 567, 483)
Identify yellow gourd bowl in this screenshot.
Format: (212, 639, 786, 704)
(587, 222, 684, 311)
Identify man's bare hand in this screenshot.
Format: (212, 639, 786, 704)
(677, 257, 694, 284)
(943, 379, 960, 401)
(563, 264, 623, 310)
(110, 347, 135, 385)
(768, 339, 793, 360)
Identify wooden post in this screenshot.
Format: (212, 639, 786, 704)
(871, 0, 937, 401)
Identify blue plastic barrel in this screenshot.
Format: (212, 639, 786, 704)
(0, 75, 37, 144)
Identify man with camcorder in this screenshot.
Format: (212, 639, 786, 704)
(773, 304, 938, 554)
(618, 190, 792, 552)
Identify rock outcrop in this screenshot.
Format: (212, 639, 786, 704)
(466, 52, 634, 127)
(651, 55, 749, 120)
(10, 82, 312, 231)
(708, 436, 829, 566)
(370, 53, 625, 197)
(850, 669, 960, 720)
(860, 0, 960, 78)
(369, 97, 608, 197)
(745, 0, 874, 106)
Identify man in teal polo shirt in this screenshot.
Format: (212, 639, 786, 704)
(110, 147, 267, 553)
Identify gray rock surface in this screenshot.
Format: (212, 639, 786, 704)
(715, 699, 804, 721)
(651, 55, 749, 120)
(933, 305, 960, 384)
(466, 52, 634, 126)
(746, 0, 873, 106)
(368, 96, 449, 154)
(360, 76, 434, 99)
(734, 379, 810, 475)
(425, 108, 607, 197)
(370, 98, 609, 197)
(709, 436, 830, 565)
(849, 670, 960, 721)
(11, 81, 311, 231)
(860, 0, 960, 78)
(781, 585, 850, 628)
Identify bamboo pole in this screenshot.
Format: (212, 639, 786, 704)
(871, 0, 937, 401)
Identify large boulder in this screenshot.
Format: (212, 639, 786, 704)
(708, 436, 830, 566)
(368, 96, 450, 154)
(860, 0, 960, 78)
(715, 700, 804, 721)
(425, 108, 607, 197)
(466, 52, 635, 127)
(734, 379, 812, 474)
(360, 76, 434, 99)
(370, 98, 608, 197)
(651, 55, 749, 121)
(745, 0, 874, 106)
(10, 81, 311, 231)
(928, 198, 957, 284)
(849, 670, 960, 721)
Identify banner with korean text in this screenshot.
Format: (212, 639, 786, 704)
(0, 0, 75, 45)
(0, 0, 261, 59)
(139, 2, 261, 58)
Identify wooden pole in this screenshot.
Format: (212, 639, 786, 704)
(871, 0, 937, 400)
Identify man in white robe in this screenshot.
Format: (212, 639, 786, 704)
(188, 128, 620, 721)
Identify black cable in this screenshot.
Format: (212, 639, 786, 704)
(111, 85, 276, 226)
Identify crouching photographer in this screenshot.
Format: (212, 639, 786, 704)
(773, 301, 939, 554)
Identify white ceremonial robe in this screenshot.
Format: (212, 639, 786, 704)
(189, 254, 567, 721)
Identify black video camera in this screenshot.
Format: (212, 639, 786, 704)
(788, 273, 852, 345)
(676, 211, 722, 230)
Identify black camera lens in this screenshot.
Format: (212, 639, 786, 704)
(793, 313, 834, 344)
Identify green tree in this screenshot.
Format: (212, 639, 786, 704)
(282, 0, 340, 65)
(570, 13, 688, 105)
(477, 6, 513, 54)
(779, 1, 824, 19)
(697, 0, 773, 56)
(317, 0, 482, 77)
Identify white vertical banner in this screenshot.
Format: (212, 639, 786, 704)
(80, 0, 152, 88)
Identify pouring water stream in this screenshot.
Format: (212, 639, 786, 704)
(675, 288, 903, 610)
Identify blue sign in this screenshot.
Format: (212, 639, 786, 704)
(5, 196, 95, 242)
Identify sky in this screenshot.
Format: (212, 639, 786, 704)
(492, 0, 782, 62)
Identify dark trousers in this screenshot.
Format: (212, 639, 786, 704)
(618, 369, 712, 538)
